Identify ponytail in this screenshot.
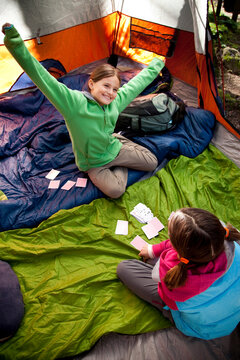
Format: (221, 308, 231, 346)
(225, 224, 240, 242)
(164, 262, 188, 290)
(164, 224, 240, 291)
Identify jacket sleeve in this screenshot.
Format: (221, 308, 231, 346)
(115, 57, 165, 113)
(4, 26, 78, 119)
(152, 239, 172, 258)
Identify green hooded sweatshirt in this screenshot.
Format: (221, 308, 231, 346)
(4, 26, 165, 171)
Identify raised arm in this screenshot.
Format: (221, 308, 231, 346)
(115, 57, 165, 113)
(2, 24, 77, 118)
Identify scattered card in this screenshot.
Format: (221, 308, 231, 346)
(130, 235, 149, 251)
(168, 211, 175, 220)
(142, 223, 159, 240)
(48, 180, 60, 189)
(76, 177, 88, 188)
(46, 169, 60, 180)
(115, 220, 128, 235)
(61, 180, 76, 190)
(148, 217, 164, 232)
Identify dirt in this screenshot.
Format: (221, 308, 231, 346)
(219, 72, 240, 132)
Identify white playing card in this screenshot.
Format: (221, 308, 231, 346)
(142, 223, 159, 240)
(168, 211, 175, 220)
(61, 180, 76, 190)
(115, 220, 128, 235)
(76, 177, 88, 187)
(130, 235, 149, 251)
(48, 180, 60, 189)
(148, 217, 164, 232)
(46, 169, 60, 180)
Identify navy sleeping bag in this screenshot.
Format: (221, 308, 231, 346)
(0, 61, 215, 231)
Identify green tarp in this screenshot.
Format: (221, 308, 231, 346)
(0, 144, 239, 360)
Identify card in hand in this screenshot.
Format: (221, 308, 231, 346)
(130, 235, 149, 251)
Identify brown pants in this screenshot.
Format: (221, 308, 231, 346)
(87, 134, 158, 198)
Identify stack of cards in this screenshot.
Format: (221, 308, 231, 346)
(130, 203, 154, 223)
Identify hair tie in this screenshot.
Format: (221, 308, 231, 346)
(224, 227, 229, 238)
(180, 257, 189, 264)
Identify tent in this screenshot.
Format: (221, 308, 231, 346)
(0, 1, 239, 359)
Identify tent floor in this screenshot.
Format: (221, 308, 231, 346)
(59, 324, 240, 360)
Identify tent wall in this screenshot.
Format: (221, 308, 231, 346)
(0, 0, 115, 41)
(0, 13, 117, 94)
(112, 14, 239, 139)
(0, 0, 239, 139)
(195, 52, 240, 138)
(0, 0, 199, 93)
(117, 0, 194, 33)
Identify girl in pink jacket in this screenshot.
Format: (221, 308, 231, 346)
(117, 208, 240, 339)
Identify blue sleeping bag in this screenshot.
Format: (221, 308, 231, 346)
(0, 61, 215, 231)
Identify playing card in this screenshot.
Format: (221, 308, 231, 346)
(142, 223, 159, 240)
(48, 180, 60, 189)
(46, 169, 60, 180)
(115, 220, 128, 235)
(61, 180, 76, 190)
(76, 177, 88, 187)
(168, 211, 175, 220)
(130, 235, 149, 251)
(148, 217, 164, 232)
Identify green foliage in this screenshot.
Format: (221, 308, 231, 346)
(218, 89, 240, 111)
(208, 9, 240, 48)
(208, 13, 238, 32)
(219, 89, 234, 103)
(209, 22, 228, 42)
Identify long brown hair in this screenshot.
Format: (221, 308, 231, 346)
(89, 63, 121, 85)
(164, 208, 240, 290)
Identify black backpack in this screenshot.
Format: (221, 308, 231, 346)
(115, 93, 186, 136)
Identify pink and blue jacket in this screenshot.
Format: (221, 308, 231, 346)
(151, 239, 240, 339)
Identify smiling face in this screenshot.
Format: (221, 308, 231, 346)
(88, 75, 120, 106)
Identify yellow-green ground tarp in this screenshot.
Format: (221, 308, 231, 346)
(0, 144, 239, 360)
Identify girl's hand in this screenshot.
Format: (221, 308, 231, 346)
(2, 23, 12, 34)
(138, 245, 150, 261)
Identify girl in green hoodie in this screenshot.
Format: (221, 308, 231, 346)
(2, 23, 165, 198)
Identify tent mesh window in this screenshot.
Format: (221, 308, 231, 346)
(129, 18, 178, 57)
